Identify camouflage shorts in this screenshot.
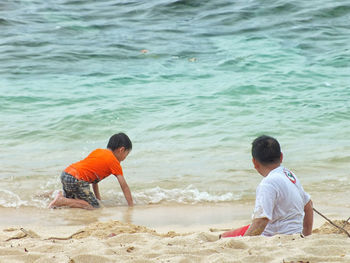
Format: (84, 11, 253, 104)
(60, 171, 100, 208)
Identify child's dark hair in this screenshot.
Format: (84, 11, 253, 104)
(107, 133, 132, 151)
(252, 135, 281, 165)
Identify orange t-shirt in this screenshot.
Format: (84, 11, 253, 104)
(64, 149, 123, 183)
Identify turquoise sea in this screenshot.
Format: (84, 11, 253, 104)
(0, 0, 349, 213)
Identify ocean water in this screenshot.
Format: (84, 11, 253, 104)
(0, 0, 349, 209)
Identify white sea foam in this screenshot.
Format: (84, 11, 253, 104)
(107, 185, 238, 205)
(0, 190, 28, 208)
(0, 186, 238, 208)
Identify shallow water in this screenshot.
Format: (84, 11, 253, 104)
(0, 0, 349, 209)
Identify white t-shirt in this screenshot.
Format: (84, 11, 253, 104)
(253, 166, 310, 236)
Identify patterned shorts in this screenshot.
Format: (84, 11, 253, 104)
(60, 171, 100, 208)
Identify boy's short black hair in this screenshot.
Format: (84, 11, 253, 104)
(252, 135, 281, 165)
(107, 133, 132, 151)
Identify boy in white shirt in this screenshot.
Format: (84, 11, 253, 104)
(221, 135, 313, 237)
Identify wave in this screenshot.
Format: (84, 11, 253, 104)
(106, 185, 240, 205)
(0, 186, 241, 208)
(0, 190, 28, 208)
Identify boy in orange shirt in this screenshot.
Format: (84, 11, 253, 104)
(49, 133, 133, 209)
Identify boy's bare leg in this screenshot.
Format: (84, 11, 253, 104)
(48, 191, 94, 209)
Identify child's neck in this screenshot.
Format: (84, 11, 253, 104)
(260, 163, 281, 177)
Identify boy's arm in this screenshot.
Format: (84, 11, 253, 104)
(92, 183, 101, 200)
(303, 200, 313, 236)
(116, 175, 133, 206)
(244, 218, 269, 236)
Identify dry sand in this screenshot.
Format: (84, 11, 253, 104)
(0, 218, 349, 263)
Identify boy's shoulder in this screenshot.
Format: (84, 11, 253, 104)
(262, 167, 291, 186)
(91, 148, 109, 153)
(265, 166, 302, 189)
(88, 148, 113, 158)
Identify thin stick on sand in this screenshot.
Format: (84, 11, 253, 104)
(313, 208, 350, 238)
(338, 216, 350, 234)
(45, 230, 85, 241)
(5, 232, 27, 241)
(209, 228, 231, 232)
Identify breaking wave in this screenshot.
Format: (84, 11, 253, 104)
(107, 185, 240, 205)
(0, 186, 240, 208)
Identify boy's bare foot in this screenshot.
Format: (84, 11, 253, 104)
(48, 191, 65, 208)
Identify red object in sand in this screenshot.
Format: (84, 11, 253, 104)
(220, 224, 250, 238)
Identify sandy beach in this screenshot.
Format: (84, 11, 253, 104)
(0, 204, 349, 263)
